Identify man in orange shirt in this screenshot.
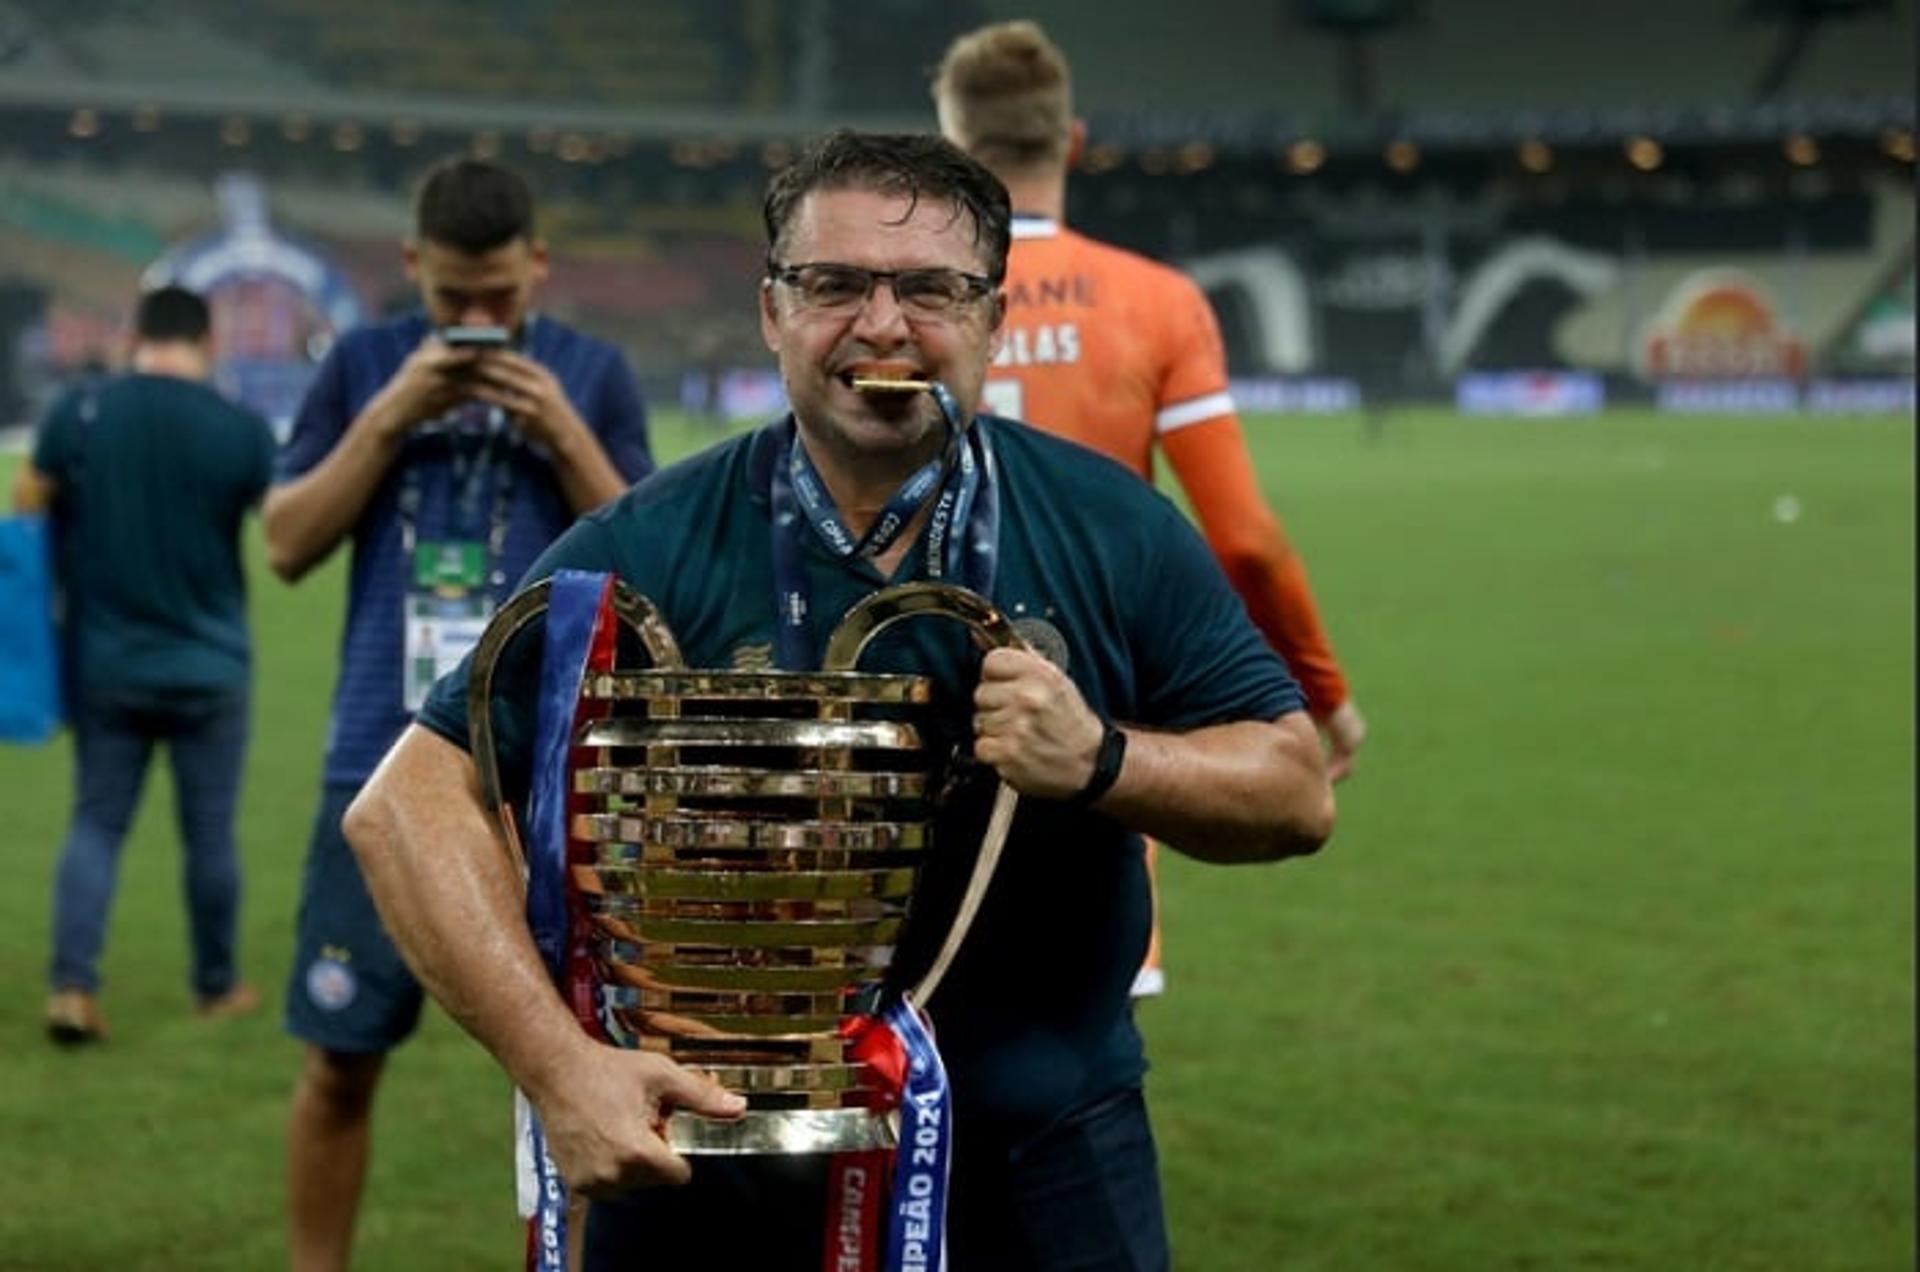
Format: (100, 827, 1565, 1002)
(935, 20, 1367, 995)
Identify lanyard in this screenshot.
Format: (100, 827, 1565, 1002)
(397, 403, 518, 587)
(769, 385, 1000, 669)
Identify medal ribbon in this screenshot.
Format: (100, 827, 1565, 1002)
(770, 384, 1000, 670)
(517, 568, 618, 1272)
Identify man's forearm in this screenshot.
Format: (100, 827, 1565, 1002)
(263, 404, 405, 582)
(343, 726, 592, 1101)
(1166, 421, 1351, 719)
(1097, 713, 1334, 863)
(544, 417, 629, 515)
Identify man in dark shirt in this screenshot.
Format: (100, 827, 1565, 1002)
(15, 284, 276, 1046)
(347, 132, 1336, 1271)
(264, 157, 654, 1272)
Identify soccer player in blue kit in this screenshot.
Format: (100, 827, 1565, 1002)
(345, 132, 1333, 1270)
(264, 156, 652, 1272)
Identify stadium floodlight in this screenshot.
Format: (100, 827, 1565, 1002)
(1625, 137, 1665, 171)
(1177, 142, 1216, 174)
(1287, 140, 1327, 174)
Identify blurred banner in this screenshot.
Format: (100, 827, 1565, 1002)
(1456, 371, 1606, 416)
(1163, 185, 1914, 403)
(1638, 270, 1805, 380)
(1830, 258, 1916, 375)
(143, 174, 365, 437)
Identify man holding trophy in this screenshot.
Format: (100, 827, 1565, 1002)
(344, 131, 1335, 1270)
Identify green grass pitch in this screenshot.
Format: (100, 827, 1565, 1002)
(0, 407, 1911, 1269)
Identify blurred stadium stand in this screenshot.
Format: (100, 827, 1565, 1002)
(179, 0, 785, 111)
(0, 0, 1911, 425)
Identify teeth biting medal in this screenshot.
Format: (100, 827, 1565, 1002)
(850, 376, 930, 394)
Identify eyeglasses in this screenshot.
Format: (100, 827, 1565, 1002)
(767, 261, 997, 317)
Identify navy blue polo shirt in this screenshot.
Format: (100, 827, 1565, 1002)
(419, 415, 1301, 1137)
(281, 311, 652, 787)
(33, 372, 275, 699)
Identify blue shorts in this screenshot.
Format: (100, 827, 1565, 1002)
(583, 1087, 1168, 1271)
(283, 784, 423, 1053)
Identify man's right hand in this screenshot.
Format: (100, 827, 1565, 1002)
(361, 338, 485, 440)
(531, 1041, 747, 1196)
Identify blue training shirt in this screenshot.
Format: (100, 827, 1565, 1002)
(281, 311, 652, 787)
(418, 415, 1303, 1139)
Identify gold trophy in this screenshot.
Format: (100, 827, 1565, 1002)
(468, 579, 1024, 1155)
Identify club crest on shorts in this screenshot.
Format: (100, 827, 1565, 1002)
(305, 955, 358, 1011)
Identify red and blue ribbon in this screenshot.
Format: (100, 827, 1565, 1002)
(520, 568, 617, 1271)
(879, 999, 953, 1272)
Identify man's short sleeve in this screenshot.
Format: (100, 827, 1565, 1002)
(243, 409, 278, 500)
(1155, 273, 1234, 427)
(1130, 500, 1304, 728)
(595, 351, 654, 484)
(277, 342, 352, 483)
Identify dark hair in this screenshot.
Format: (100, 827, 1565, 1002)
(414, 156, 535, 253)
(762, 131, 1011, 282)
(134, 285, 211, 343)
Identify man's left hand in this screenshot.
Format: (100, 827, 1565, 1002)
(971, 647, 1106, 800)
(467, 350, 589, 450)
(1322, 699, 1367, 783)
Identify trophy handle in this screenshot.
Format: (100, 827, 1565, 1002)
(821, 582, 1027, 1010)
(466, 576, 685, 871)
(820, 581, 1021, 672)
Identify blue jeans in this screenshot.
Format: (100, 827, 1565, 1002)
(48, 686, 250, 999)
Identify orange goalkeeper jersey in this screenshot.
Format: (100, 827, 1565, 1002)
(983, 216, 1350, 717)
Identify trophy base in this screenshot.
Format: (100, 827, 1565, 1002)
(669, 1107, 898, 1156)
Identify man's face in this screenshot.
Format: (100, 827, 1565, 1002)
(405, 236, 548, 333)
(760, 186, 1004, 468)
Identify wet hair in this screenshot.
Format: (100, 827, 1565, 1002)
(134, 285, 211, 343)
(932, 20, 1073, 170)
(413, 156, 535, 253)
(762, 131, 1011, 282)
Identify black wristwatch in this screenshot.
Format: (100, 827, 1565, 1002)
(1067, 721, 1128, 810)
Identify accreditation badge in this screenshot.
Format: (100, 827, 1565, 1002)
(404, 540, 496, 711)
